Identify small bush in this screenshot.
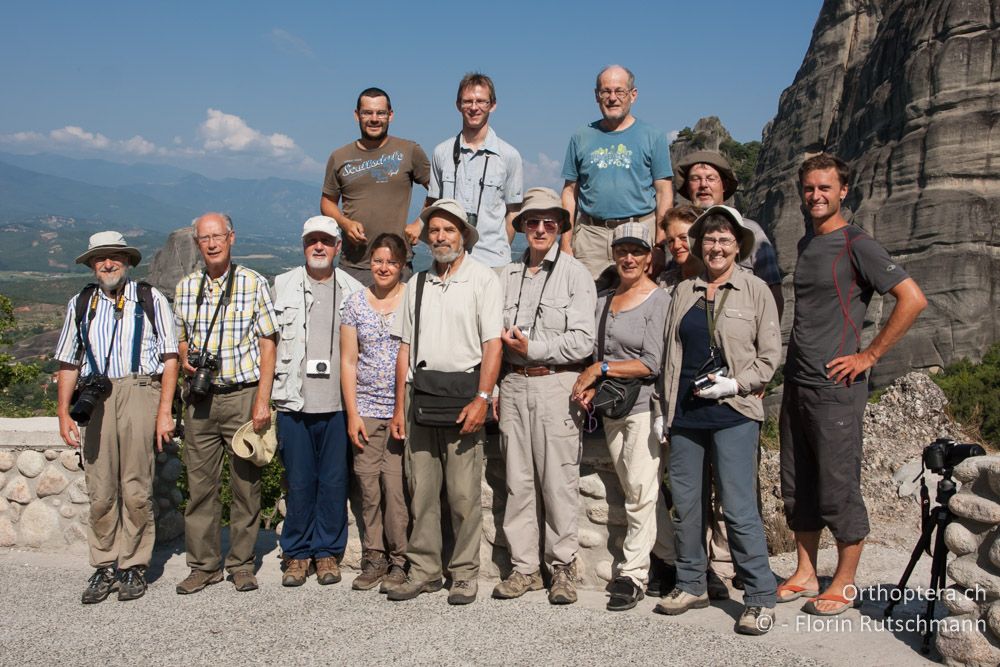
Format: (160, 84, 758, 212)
(933, 343, 1000, 448)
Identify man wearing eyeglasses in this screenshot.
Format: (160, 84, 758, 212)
(424, 72, 524, 270)
(271, 215, 364, 587)
(173, 212, 278, 595)
(321, 87, 430, 287)
(493, 187, 595, 605)
(561, 65, 673, 280)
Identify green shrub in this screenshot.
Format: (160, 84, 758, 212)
(933, 343, 1000, 448)
(176, 444, 285, 527)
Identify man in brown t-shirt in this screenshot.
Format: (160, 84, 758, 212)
(321, 87, 430, 286)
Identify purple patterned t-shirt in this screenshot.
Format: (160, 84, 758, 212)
(341, 289, 402, 419)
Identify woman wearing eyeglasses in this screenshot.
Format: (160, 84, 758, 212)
(653, 205, 780, 634)
(570, 222, 675, 612)
(340, 232, 410, 593)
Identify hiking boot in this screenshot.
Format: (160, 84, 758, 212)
(386, 577, 443, 601)
(706, 569, 730, 600)
(176, 568, 224, 595)
(548, 562, 577, 605)
(380, 564, 407, 594)
(654, 588, 710, 616)
(117, 567, 147, 601)
(315, 556, 342, 585)
(448, 578, 478, 605)
(81, 566, 116, 604)
(607, 576, 644, 612)
(492, 570, 544, 599)
(353, 551, 389, 591)
(281, 558, 313, 587)
(736, 605, 775, 635)
(230, 569, 258, 592)
(647, 554, 676, 597)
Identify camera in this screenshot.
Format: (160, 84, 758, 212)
(69, 374, 113, 425)
(466, 213, 478, 229)
(923, 437, 985, 473)
(189, 350, 219, 397)
(306, 359, 331, 377)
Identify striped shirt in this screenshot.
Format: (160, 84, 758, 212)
(173, 265, 278, 385)
(54, 281, 179, 378)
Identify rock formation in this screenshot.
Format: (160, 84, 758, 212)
(746, 0, 1000, 387)
(146, 226, 202, 299)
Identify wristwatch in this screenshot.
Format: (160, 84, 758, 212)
(476, 390, 491, 402)
(600, 362, 610, 377)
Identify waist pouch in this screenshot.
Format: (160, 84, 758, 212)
(411, 368, 479, 427)
(593, 377, 643, 420)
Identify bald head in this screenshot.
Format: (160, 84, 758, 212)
(595, 64, 635, 91)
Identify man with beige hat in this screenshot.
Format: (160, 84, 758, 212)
(493, 187, 595, 605)
(55, 231, 179, 603)
(271, 215, 363, 587)
(388, 198, 503, 605)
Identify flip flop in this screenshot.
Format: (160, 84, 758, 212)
(776, 582, 819, 603)
(801, 592, 855, 616)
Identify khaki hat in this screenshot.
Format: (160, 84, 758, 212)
(689, 205, 756, 261)
(302, 215, 341, 240)
(674, 150, 739, 202)
(418, 198, 479, 247)
(75, 231, 142, 267)
(611, 221, 652, 250)
(511, 187, 570, 233)
(231, 411, 278, 467)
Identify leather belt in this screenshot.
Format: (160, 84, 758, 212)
(506, 363, 586, 377)
(581, 211, 654, 229)
(209, 381, 259, 395)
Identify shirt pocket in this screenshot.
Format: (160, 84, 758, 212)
(720, 307, 756, 347)
(538, 296, 570, 333)
(480, 173, 505, 214)
(275, 305, 299, 361)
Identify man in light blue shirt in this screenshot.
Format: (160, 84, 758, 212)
(561, 65, 674, 279)
(425, 72, 523, 269)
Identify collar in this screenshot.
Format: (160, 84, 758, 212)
(459, 127, 500, 155)
(521, 242, 560, 268)
(427, 253, 472, 285)
(97, 279, 137, 303)
(692, 270, 744, 293)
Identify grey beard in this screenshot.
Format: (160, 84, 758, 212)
(307, 256, 333, 271)
(97, 272, 127, 293)
(432, 246, 463, 265)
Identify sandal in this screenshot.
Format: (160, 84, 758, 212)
(801, 592, 855, 616)
(776, 582, 819, 603)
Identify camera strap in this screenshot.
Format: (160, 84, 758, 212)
(302, 273, 337, 362)
(919, 477, 931, 555)
(451, 134, 491, 220)
(596, 292, 614, 362)
(193, 264, 237, 361)
(705, 286, 731, 358)
(512, 245, 561, 336)
(80, 289, 126, 376)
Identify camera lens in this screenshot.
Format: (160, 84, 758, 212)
(316, 361, 328, 373)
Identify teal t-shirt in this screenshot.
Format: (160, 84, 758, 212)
(561, 118, 672, 220)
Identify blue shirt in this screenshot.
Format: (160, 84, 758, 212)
(561, 118, 672, 220)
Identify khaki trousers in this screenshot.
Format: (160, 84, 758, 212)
(707, 488, 735, 578)
(403, 389, 484, 581)
(183, 386, 261, 573)
(499, 372, 583, 574)
(572, 212, 657, 280)
(604, 410, 677, 584)
(354, 416, 408, 567)
(82, 375, 160, 569)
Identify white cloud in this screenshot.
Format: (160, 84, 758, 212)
(198, 108, 321, 170)
(522, 152, 563, 191)
(122, 135, 157, 155)
(268, 28, 314, 58)
(668, 129, 680, 141)
(50, 125, 111, 149)
(1, 131, 44, 143)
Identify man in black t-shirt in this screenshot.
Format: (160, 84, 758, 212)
(777, 154, 926, 616)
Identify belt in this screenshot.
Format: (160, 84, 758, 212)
(581, 211, 654, 228)
(209, 381, 259, 395)
(506, 363, 586, 377)
(111, 373, 161, 384)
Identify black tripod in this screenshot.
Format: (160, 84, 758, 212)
(884, 468, 956, 654)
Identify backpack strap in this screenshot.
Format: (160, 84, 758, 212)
(412, 271, 427, 368)
(134, 281, 159, 339)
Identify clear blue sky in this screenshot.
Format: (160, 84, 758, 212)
(0, 0, 823, 187)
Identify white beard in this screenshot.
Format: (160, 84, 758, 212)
(431, 246, 463, 264)
(307, 256, 333, 271)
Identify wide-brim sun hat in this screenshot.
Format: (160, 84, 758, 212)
(674, 150, 739, 202)
(418, 198, 479, 248)
(689, 205, 756, 261)
(231, 411, 278, 467)
(74, 231, 142, 266)
(511, 187, 571, 234)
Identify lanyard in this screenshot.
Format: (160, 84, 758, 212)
(193, 264, 237, 358)
(512, 246, 561, 336)
(302, 275, 338, 360)
(451, 133, 491, 219)
(82, 289, 126, 376)
(705, 285, 731, 348)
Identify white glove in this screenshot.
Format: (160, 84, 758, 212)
(695, 374, 739, 400)
(652, 416, 666, 443)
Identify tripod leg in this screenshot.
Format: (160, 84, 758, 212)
(922, 508, 951, 654)
(885, 516, 936, 618)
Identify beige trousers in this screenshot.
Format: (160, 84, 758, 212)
(604, 410, 677, 584)
(82, 375, 160, 569)
(353, 416, 408, 567)
(182, 386, 261, 573)
(499, 372, 583, 574)
(571, 212, 657, 280)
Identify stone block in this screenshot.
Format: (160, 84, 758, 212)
(170, 488, 183, 508)
(155, 510, 184, 543)
(63, 523, 88, 545)
(579, 528, 604, 549)
(59, 450, 81, 472)
(951, 493, 1000, 524)
(941, 585, 981, 615)
(579, 473, 607, 499)
(35, 468, 69, 498)
(948, 554, 1000, 596)
(69, 478, 89, 504)
(59, 505, 75, 519)
(43, 449, 58, 461)
(988, 601, 1000, 639)
(988, 537, 1000, 571)
(988, 461, 1000, 499)
(158, 458, 182, 484)
(18, 500, 59, 547)
(276, 497, 286, 517)
(595, 560, 613, 582)
(946, 521, 983, 556)
(954, 457, 991, 485)
(0, 516, 15, 546)
(16, 450, 45, 478)
(0, 497, 8, 513)
(157, 497, 171, 510)
(4, 477, 32, 505)
(0, 451, 14, 472)
(935, 613, 1000, 667)
(587, 503, 609, 525)
(482, 511, 496, 544)
(342, 536, 363, 570)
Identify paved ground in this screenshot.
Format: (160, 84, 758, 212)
(0, 536, 942, 666)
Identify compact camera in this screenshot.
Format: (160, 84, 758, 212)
(693, 350, 729, 393)
(69, 374, 113, 425)
(306, 359, 331, 377)
(189, 350, 219, 397)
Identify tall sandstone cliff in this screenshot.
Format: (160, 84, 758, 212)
(747, 0, 1000, 386)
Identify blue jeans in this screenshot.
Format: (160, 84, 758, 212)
(276, 411, 349, 559)
(669, 421, 776, 607)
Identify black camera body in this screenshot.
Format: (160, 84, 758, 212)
(923, 437, 986, 473)
(693, 363, 729, 393)
(189, 350, 219, 397)
(69, 374, 113, 425)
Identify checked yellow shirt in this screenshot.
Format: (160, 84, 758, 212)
(173, 265, 277, 385)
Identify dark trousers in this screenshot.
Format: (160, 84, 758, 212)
(277, 411, 350, 559)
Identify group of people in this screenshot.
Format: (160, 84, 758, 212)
(54, 65, 927, 637)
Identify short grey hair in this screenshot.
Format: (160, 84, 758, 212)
(191, 212, 234, 234)
(595, 64, 635, 91)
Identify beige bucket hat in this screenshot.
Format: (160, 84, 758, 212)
(418, 198, 479, 247)
(511, 187, 571, 233)
(231, 411, 278, 467)
(689, 205, 756, 261)
(75, 231, 142, 266)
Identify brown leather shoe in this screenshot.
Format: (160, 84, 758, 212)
(282, 558, 313, 587)
(176, 568, 224, 595)
(352, 550, 389, 591)
(548, 562, 578, 605)
(315, 556, 342, 585)
(230, 569, 258, 592)
(379, 564, 407, 594)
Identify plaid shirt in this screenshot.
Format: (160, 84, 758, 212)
(174, 265, 277, 385)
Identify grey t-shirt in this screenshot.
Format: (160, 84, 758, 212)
(593, 288, 670, 415)
(785, 224, 908, 387)
(301, 276, 343, 413)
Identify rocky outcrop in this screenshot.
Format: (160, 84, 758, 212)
(746, 0, 1000, 387)
(146, 226, 202, 300)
